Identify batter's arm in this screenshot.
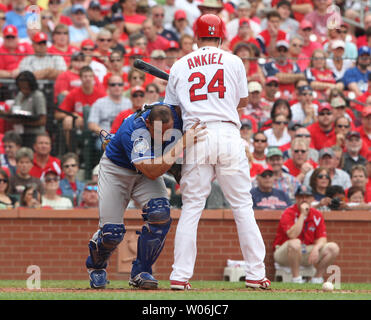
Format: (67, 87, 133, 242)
(134, 122, 206, 180)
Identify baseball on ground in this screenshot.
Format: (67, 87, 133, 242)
(322, 281, 334, 291)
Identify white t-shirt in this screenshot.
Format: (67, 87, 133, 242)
(265, 127, 291, 147)
(291, 102, 319, 124)
(165, 46, 249, 130)
(42, 196, 73, 210)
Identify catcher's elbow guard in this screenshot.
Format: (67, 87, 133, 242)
(100, 130, 114, 151)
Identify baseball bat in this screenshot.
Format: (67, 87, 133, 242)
(133, 59, 169, 81)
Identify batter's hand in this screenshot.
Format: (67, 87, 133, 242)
(182, 122, 207, 148)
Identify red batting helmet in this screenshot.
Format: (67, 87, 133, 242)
(194, 14, 224, 39)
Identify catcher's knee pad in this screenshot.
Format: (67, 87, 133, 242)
(131, 198, 171, 278)
(86, 223, 125, 270)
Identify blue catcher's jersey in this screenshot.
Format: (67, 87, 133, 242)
(105, 105, 182, 171)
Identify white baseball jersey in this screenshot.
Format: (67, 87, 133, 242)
(164, 46, 249, 130)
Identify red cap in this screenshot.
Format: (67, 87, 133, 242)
(131, 85, 145, 95)
(300, 19, 313, 29)
(80, 39, 95, 49)
(44, 168, 59, 178)
(256, 164, 274, 176)
(174, 9, 187, 20)
(32, 32, 48, 43)
(362, 106, 371, 117)
(266, 76, 279, 84)
(224, 2, 235, 14)
(129, 46, 144, 57)
(0, 3, 7, 12)
(239, 17, 250, 27)
(166, 40, 180, 50)
(3, 25, 18, 37)
(318, 102, 332, 113)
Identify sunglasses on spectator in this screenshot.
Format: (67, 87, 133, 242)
(42, 16, 53, 19)
(266, 83, 278, 87)
(254, 139, 267, 143)
(0, 179, 8, 183)
(302, 28, 312, 32)
(110, 58, 122, 62)
(85, 185, 98, 191)
(319, 112, 332, 116)
(318, 174, 330, 179)
(132, 92, 145, 98)
(294, 149, 307, 154)
(45, 177, 59, 183)
(55, 31, 68, 35)
(295, 134, 311, 138)
(336, 124, 350, 128)
(5, 36, 16, 39)
(37, 41, 47, 45)
(109, 82, 124, 87)
(277, 47, 288, 52)
(153, 13, 164, 17)
(274, 121, 288, 125)
(300, 92, 312, 96)
(0, 17, 6, 20)
(98, 38, 112, 42)
(82, 47, 94, 51)
(261, 172, 273, 178)
(63, 163, 77, 168)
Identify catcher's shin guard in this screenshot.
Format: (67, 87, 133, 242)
(131, 198, 171, 278)
(86, 223, 125, 270)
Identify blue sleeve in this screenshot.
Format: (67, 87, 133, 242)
(262, 62, 278, 77)
(342, 68, 356, 87)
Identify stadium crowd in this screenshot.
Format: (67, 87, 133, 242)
(0, 0, 369, 212)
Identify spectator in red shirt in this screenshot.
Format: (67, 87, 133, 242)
(251, 131, 268, 167)
(142, 18, 170, 55)
(0, 25, 33, 78)
(48, 0, 73, 26)
(307, 103, 336, 151)
(55, 65, 106, 148)
(298, 20, 323, 69)
(48, 23, 79, 65)
(110, 85, 146, 134)
(358, 106, 371, 156)
(256, 10, 288, 57)
(29, 133, 62, 179)
(261, 76, 280, 109)
(120, 0, 147, 34)
(273, 185, 340, 284)
(164, 40, 181, 69)
(229, 17, 260, 52)
(288, 34, 308, 72)
(102, 50, 128, 90)
(356, 12, 371, 49)
(284, 137, 317, 183)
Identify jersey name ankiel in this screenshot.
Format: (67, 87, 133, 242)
(187, 53, 223, 70)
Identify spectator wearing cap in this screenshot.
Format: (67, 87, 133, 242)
(251, 131, 268, 167)
(298, 19, 323, 67)
(59, 152, 85, 206)
(303, 0, 333, 42)
(342, 131, 367, 175)
(68, 4, 100, 47)
(165, 40, 181, 69)
(331, 96, 354, 125)
(87, 0, 108, 28)
(262, 39, 304, 100)
(151, 5, 178, 42)
(324, 25, 357, 62)
(284, 137, 317, 183)
(88, 74, 132, 150)
(342, 46, 371, 97)
(120, 0, 147, 35)
(334, 115, 352, 151)
(142, 18, 170, 55)
(288, 35, 308, 72)
(41, 169, 73, 209)
(9, 147, 44, 197)
(325, 40, 354, 83)
(273, 184, 340, 284)
(233, 42, 265, 84)
(48, 24, 79, 66)
(303, 147, 352, 190)
(0, 25, 33, 78)
(78, 181, 99, 208)
(48, 0, 73, 27)
(110, 85, 146, 134)
(56, 66, 106, 148)
(256, 10, 289, 57)
(4, 0, 34, 39)
(80, 39, 107, 83)
(261, 76, 280, 108)
(240, 117, 255, 149)
(357, 107, 371, 156)
(305, 49, 343, 101)
(261, 1, 299, 38)
(291, 85, 318, 126)
(19, 32, 67, 80)
(307, 103, 336, 151)
(251, 164, 292, 210)
(265, 147, 301, 202)
(229, 17, 260, 52)
(226, 1, 261, 41)
(243, 81, 271, 127)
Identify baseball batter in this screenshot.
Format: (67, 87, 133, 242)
(164, 14, 271, 290)
(85, 103, 205, 289)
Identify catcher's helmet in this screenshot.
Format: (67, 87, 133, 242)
(194, 14, 224, 39)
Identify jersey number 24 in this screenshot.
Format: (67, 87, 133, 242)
(188, 69, 226, 102)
